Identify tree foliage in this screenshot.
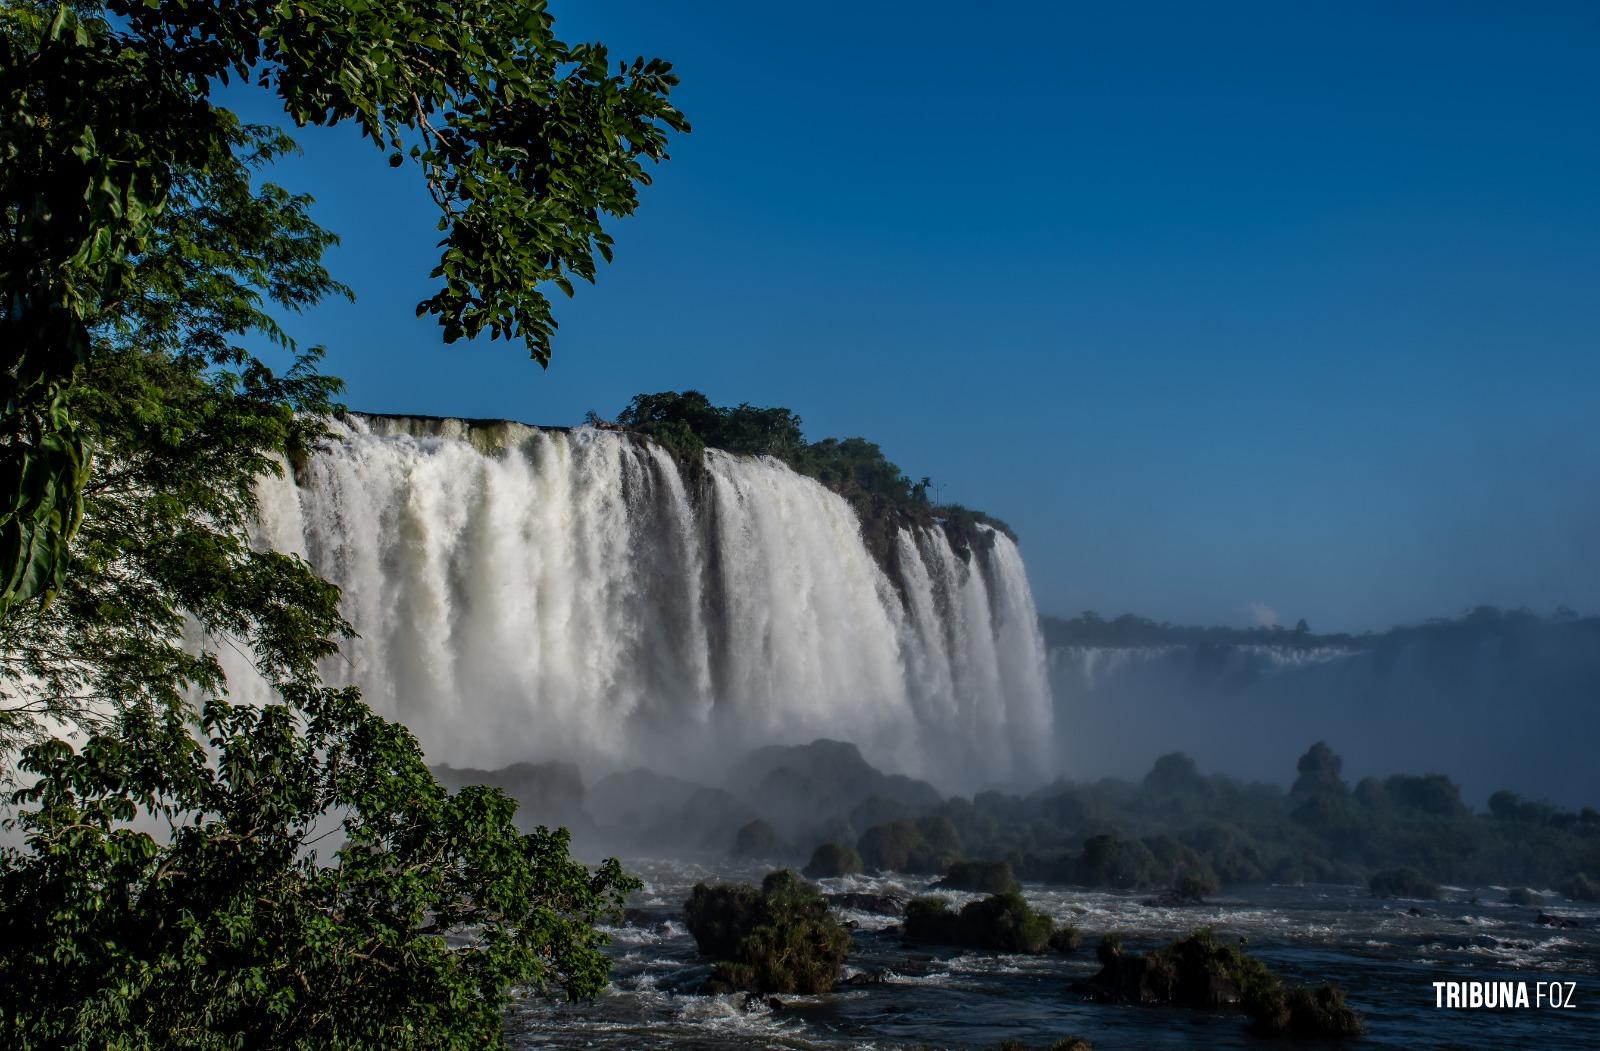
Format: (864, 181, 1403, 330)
(610, 389, 1017, 571)
(1, 0, 674, 1043)
(0, 0, 687, 606)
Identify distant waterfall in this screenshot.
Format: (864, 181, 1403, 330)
(249, 415, 1053, 791)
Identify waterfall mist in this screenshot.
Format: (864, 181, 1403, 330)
(247, 415, 1053, 794)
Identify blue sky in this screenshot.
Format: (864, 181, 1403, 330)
(228, 1, 1600, 631)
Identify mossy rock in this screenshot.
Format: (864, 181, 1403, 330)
(684, 869, 851, 995)
(1506, 886, 1544, 907)
(938, 859, 1020, 895)
(803, 842, 863, 879)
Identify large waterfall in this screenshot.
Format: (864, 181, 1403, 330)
(249, 415, 1053, 792)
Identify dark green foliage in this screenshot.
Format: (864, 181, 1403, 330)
(1369, 867, 1442, 900)
(903, 893, 1055, 954)
(611, 390, 1013, 563)
(0, 1, 686, 609)
(939, 859, 1021, 894)
(684, 882, 765, 959)
(733, 819, 780, 859)
(1251, 983, 1365, 1038)
(1049, 926, 1084, 953)
(1, 2, 673, 1042)
(1171, 868, 1220, 904)
(1506, 886, 1543, 906)
(804, 842, 863, 879)
(858, 818, 961, 874)
(903, 896, 961, 943)
(1291, 741, 1347, 798)
(1381, 774, 1469, 817)
(1564, 873, 1600, 901)
(930, 742, 1599, 895)
(0, 690, 638, 1049)
(1082, 928, 1363, 1038)
(685, 870, 851, 995)
(1074, 833, 1162, 889)
(1144, 752, 1208, 795)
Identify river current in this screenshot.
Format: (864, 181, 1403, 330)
(508, 859, 1599, 1049)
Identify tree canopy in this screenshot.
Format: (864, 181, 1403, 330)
(1, 0, 680, 1044)
(0, 0, 687, 608)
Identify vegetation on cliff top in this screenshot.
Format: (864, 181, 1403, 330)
(600, 390, 1016, 558)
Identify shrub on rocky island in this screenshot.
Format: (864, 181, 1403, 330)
(1170, 869, 1219, 904)
(684, 870, 851, 994)
(1562, 873, 1599, 902)
(903, 893, 1055, 954)
(938, 859, 1021, 895)
(804, 842, 863, 878)
(857, 816, 962, 874)
(732, 819, 780, 859)
(1079, 928, 1362, 1038)
(1048, 926, 1083, 953)
(1368, 866, 1441, 900)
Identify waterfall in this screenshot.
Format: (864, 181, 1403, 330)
(249, 415, 1053, 792)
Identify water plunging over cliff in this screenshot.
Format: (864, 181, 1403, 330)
(248, 415, 1052, 791)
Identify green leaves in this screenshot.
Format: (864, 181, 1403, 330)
(3, 3, 666, 1042)
(2, 691, 640, 1048)
(2, 0, 686, 614)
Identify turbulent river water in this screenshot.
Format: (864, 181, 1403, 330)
(509, 859, 1599, 1050)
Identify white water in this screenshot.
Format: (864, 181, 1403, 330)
(247, 415, 1052, 791)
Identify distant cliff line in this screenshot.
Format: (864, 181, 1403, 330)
(1041, 605, 1598, 652)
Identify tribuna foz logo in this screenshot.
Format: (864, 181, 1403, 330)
(1433, 981, 1578, 1009)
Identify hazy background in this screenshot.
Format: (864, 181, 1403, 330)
(225, 1, 1600, 632)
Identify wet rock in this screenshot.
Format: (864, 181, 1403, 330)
(825, 892, 906, 916)
(844, 969, 890, 986)
(1536, 911, 1585, 929)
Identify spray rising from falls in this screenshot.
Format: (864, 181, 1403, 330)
(250, 415, 1052, 791)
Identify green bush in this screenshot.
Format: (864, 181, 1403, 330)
(1082, 927, 1362, 1037)
(731, 819, 779, 859)
(904, 893, 1055, 954)
(1563, 873, 1600, 902)
(939, 859, 1020, 894)
(1048, 926, 1083, 953)
(903, 896, 960, 943)
(1170, 868, 1219, 904)
(803, 842, 863, 879)
(685, 870, 851, 995)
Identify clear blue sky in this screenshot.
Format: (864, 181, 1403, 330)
(227, 1, 1600, 632)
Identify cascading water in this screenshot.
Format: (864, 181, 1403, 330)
(248, 414, 1053, 792)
